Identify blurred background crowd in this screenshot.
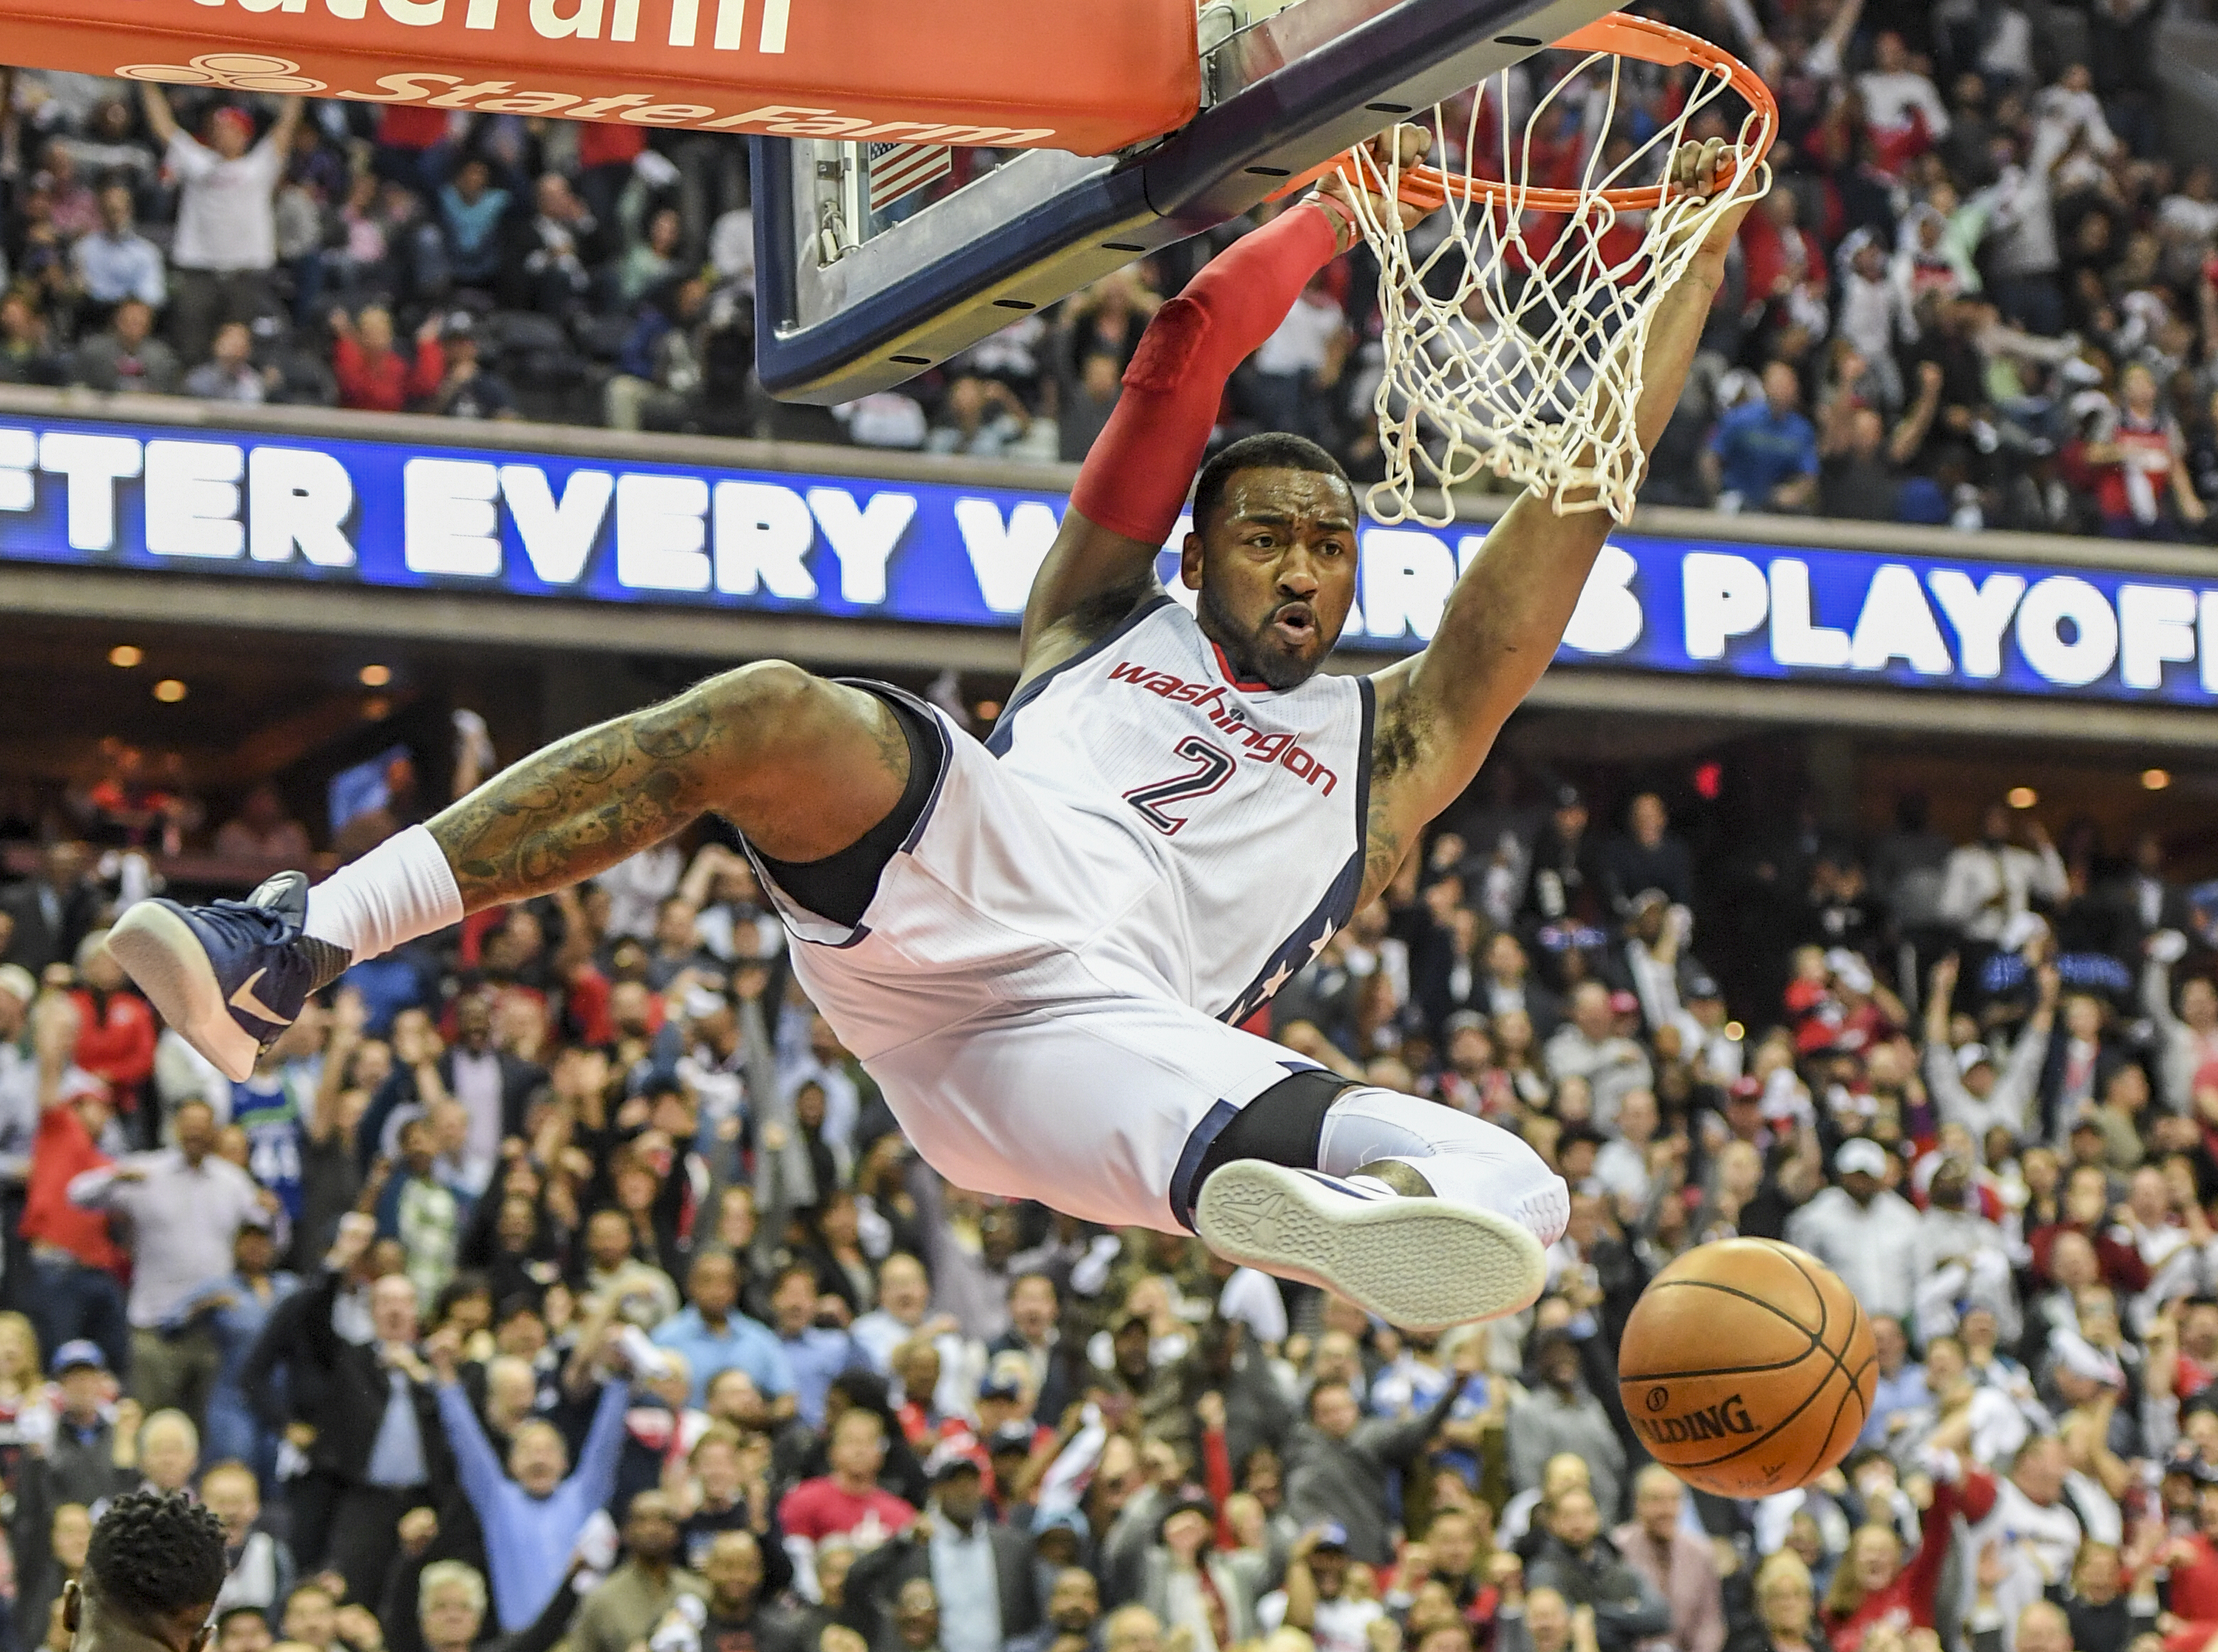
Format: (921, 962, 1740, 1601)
(4, 731, 2218, 1652)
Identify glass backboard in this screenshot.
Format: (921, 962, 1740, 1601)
(751, 0, 1627, 404)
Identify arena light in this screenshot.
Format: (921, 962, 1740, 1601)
(2144, 768, 2173, 790)
(152, 678, 188, 703)
(2007, 786, 2037, 809)
(107, 644, 142, 668)
(359, 663, 393, 688)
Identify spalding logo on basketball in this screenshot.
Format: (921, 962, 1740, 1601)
(1616, 1238, 1876, 1498)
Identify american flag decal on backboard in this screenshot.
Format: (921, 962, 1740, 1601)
(868, 142, 951, 212)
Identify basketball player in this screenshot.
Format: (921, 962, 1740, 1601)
(63, 1491, 229, 1652)
(113, 131, 1758, 1330)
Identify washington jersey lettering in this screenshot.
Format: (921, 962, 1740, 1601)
(749, 596, 1375, 1076)
(986, 596, 1374, 1022)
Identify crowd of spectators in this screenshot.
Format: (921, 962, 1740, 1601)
(0, 69, 756, 436)
(0, 0, 2216, 537)
(2, 731, 2218, 1652)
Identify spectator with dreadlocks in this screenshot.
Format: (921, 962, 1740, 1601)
(63, 1489, 229, 1652)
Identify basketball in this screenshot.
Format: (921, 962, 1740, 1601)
(1616, 1238, 1875, 1499)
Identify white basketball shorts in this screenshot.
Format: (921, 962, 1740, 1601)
(755, 700, 1326, 1235)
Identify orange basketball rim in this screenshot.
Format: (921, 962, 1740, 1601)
(1286, 13, 1778, 212)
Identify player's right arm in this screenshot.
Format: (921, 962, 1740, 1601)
(1015, 212, 1337, 680)
(1016, 134, 1426, 685)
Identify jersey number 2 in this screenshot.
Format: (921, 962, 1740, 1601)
(1125, 737, 1236, 836)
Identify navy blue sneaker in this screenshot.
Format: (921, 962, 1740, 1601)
(108, 871, 325, 1083)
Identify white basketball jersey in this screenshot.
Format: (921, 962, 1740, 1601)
(983, 594, 1375, 1022)
(751, 594, 1375, 1073)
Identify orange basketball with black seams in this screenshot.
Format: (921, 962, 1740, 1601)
(1615, 1237, 1876, 1498)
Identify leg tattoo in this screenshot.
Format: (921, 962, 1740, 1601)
(431, 695, 719, 910)
(425, 666, 913, 913)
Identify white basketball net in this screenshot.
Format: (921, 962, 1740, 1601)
(1337, 51, 1772, 527)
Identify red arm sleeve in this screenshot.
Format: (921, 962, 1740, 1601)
(1068, 201, 1343, 545)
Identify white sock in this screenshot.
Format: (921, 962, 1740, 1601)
(304, 825, 464, 962)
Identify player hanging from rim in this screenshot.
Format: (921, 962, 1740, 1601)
(112, 128, 1759, 1330)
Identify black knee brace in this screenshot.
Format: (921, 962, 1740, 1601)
(1195, 1068, 1357, 1184)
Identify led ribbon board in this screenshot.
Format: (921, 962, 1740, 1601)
(7, 411, 2218, 712)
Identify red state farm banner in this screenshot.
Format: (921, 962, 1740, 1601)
(0, 0, 1201, 156)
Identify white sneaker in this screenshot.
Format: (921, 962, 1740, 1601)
(1195, 1160, 1549, 1331)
